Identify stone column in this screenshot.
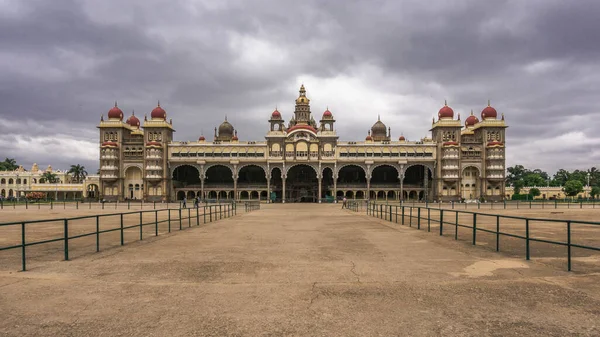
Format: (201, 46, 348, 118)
(318, 174, 322, 203)
(400, 174, 404, 202)
(267, 174, 271, 203)
(282, 175, 286, 203)
(333, 174, 338, 202)
(200, 176, 205, 201)
(423, 166, 428, 202)
(367, 177, 371, 201)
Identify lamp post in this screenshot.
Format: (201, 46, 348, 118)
(587, 172, 591, 200)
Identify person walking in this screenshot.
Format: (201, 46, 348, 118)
(182, 198, 187, 209)
(342, 197, 347, 209)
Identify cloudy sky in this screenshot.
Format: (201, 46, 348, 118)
(1, 0, 599, 174)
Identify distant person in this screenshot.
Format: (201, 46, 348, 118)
(342, 197, 347, 209)
(182, 198, 187, 209)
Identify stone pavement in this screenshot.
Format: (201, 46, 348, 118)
(1, 204, 599, 336)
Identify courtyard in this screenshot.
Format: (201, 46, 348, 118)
(1, 204, 599, 336)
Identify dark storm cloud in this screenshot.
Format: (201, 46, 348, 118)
(1, 0, 599, 173)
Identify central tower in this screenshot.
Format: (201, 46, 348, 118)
(289, 84, 317, 129)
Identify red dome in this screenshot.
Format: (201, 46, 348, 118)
(438, 103, 454, 119)
(399, 135, 406, 141)
(366, 135, 373, 141)
(465, 114, 479, 127)
(151, 102, 167, 120)
(107, 102, 123, 120)
(271, 109, 281, 119)
(323, 109, 332, 117)
(198, 135, 206, 141)
(232, 136, 239, 141)
(481, 105, 497, 119)
(126, 113, 140, 128)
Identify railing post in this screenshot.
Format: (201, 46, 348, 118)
(417, 208, 421, 230)
(395, 206, 398, 223)
(203, 206, 206, 223)
(439, 209, 444, 236)
(409, 207, 413, 227)
(455, 211, 459, 240)
(496, 215, 500, 252)
(21, 222, 26, 271)
(220, 205, 222, 220)
(76, 201, 79, 209)
(179, 208, 182, 230)
(472, 213, 477, 245)
(196, 207, 200, 226)
(503, 200, 506, 209)
(525, 219, 530, 260)
(389, 205, 392, 222)
(168, 209, 171, 233)
(120, 213, 124, 245)
(567, 221, 572, 271)
(401, 206, 405, 225)
(51, 200, 53, 210)
(139, 212, 143, 241)
(64, 219, 69, 261)
(155, 211, 159, 236)
(427, 208, 431, 232)
(188, 208, 191, 227)
(96, 215, 100, 252)
(210, 206, 213, 222)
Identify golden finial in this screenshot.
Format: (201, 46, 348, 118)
(488, 99, 491, 107)
(444, 99, 447, 106)
(157, 100, 160, 107)
(114, 101, 118, 107)
(100, 114, 104, 121)
(144, 114, 147, 121)
(501, 113, 505, 120)
(378, 114, 380, 121)
(470, 109, 474, 115)
(132, 110, 135, 116)
(225, 115, 228, 122)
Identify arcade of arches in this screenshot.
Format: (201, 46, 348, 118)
(171, 164, 433, 202)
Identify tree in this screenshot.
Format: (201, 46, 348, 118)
(528, 188, 541, 198)
(68, 164, 88, 183)
(563, 180, 584, 197)
(40, 172, 58, 184)
(553, 169, 571, 186)
(0, 158, 18, 171)
(506, 165, 529, 187)
(523, 173, 546, 187)
(591, 186, 600, 200)
(513, 180, 524, 195)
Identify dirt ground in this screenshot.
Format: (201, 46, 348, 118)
(1, 204, 600, 336)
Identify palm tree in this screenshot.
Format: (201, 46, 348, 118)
(40, 172, 58, 184)
(68, 164, 88, 183)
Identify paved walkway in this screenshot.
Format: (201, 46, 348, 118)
(1, 204, 599, 336)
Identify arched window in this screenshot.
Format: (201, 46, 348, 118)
(0, 178, 5, 184)
(23, 179, 27, 184)
(8, 178, 13, 184)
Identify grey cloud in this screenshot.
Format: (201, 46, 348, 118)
(1, 0, 599, 173)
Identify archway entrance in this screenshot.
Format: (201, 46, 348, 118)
(462, 167, 480, 200)
(124, 166, 143, 200)
(286, 165, 318, 202)
(270, 167, 283, 201)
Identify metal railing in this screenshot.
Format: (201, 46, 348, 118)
(243, 201, 261, 212)
(0, 202, 259, 271)
(350, 202, 600, 272)
(370, 199, 599, 210)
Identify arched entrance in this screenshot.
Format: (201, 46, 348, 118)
(286, 164, 318, 202)
(322, 167, 334, 198)
(403, 165, 433, 201)
(462, 166, 480, 200)
(87, 184, 99, 199)
(270, 167, 283, 201)
(173, 165, 201, 187)
(205, 165, 234, 189)
(124, 166, 143, 199)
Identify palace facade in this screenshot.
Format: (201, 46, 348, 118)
(97, 85, 508, 202)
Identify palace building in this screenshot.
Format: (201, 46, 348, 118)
(97, 85, 508, 202)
